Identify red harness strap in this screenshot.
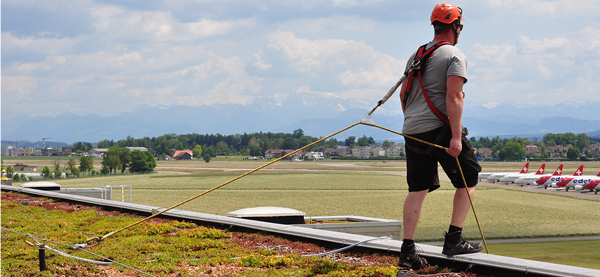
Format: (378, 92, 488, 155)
(403, 41, 451, 125)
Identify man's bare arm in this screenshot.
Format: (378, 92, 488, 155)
(399, 78, 408, 113)
(446, 75, 465, 157)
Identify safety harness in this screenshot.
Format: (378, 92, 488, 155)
(403, 41, 452, 155)
(402, 41, 451, 125)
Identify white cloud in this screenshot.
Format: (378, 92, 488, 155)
(291, 16, 375, 32)
(468, 27, 600, 105)
(478, 0, 600, 18)
(580, 27, 600, 53)
(252, 50, 273, 70)
(1, 76, 38, 103)
(470, 42, 515, 65)
(3, 0, 600, 119)
(331, 0, 384, 7)
(89, 7, 255, 42)
(1, 32, 77, 55)
(188, 19, 255, 37)
(537, 62, 553, 79)
(265, 31, 404, 90)
(518, 36, 570, 54)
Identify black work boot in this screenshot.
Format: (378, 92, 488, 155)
(442, 231, 483, 256)
(398, 243, 428, 269)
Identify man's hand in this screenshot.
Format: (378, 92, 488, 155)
(446, 137, 462, 157)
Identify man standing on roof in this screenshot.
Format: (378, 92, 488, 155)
(397, 3, 482, 269)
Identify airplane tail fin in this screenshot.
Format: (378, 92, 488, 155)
(552, 164, 563, 176)
(574, 165, 584, 176)
(535, 164, 546, 175)
(519, 163, 530, 174)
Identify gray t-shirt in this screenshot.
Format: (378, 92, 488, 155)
(402, 41, 467, 135)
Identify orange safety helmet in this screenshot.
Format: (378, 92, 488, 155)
(430, 3, 463, 25)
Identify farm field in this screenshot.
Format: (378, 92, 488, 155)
(5, 158, 600, 269)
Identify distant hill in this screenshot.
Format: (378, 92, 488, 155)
(2, 93, 599, 144)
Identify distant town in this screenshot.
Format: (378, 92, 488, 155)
(2, 130, 600, 163)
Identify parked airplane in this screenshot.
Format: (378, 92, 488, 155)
(486, 163, 529, 183)
(553, 171, 600, 191)
(514, 164, 563, 186)
(577, 179, 600, 194)
(535, 165, 584, 188)
(499, 164, 545, 185)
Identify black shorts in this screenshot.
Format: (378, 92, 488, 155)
(405, 126, 481, 192)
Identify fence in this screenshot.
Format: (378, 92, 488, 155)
(101, 184, 133, 203)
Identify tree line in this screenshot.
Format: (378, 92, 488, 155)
(2, 147, 157, 181)
(469, 132, 596, 161)
(63, 129, 596, 162)
(90, 129, 378, 158)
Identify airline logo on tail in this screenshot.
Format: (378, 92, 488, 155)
(552, 165, 563, 176)
(574, 165, 584, 176)
(519, 163, 530, 174)
(536, 164, 545, 175)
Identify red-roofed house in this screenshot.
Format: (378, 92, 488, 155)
(265, 149, 285, 159)
(264, 149, 301, 159)
(173, 150, 192, 160)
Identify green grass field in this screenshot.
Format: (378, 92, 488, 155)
(489, 240, 600, 269)
(49, 163, 600, 242)
(6, 157, 600, 269)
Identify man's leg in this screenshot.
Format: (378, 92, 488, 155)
(450, 186, 475, 227)
(403, 190, 429, 240)
(443, 186, 483, 255)
(399, 189, 429, 269)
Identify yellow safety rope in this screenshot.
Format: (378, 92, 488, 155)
(85, 121, 489, 254)
(86, 122, 361, 244)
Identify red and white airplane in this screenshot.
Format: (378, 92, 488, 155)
(514, 164, 562, 186)
(499, 164, 545, 185)
(553, 171, 600, 191)
(486, 163, 529, 183)
(578, 179, 600, 194)
(535, 165, 584, 188)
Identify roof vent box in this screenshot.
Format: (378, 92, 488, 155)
(20, 182, 61, 191)
(227, 207, 305, 224)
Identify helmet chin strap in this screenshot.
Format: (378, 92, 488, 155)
(452, 24, 459, 45)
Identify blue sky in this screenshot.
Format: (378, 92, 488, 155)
(2, 0, 600, 119)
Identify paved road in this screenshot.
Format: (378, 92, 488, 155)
(423, 236, 600, 245)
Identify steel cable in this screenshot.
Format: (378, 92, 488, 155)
(1, 227, 155, 277)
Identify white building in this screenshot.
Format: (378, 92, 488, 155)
(384, 144, 405, 158)
(1, 146, 14, 156)
(351, 146, 369, 158)
(305, 151, 324, 160)
(126, 147, 149, 152)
